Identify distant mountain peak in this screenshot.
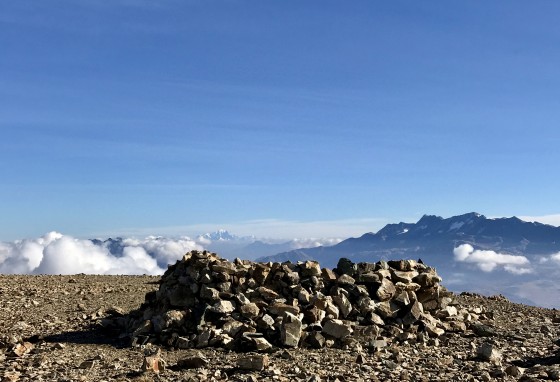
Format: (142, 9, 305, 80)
(198, 230, 238, 241)
(258, 211, 560, 268)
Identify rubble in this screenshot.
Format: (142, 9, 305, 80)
(1, 260, 560, 381)
(121, 250, 454, 351)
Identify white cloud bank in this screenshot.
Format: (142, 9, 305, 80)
(453, 244, 532, 274)
(0, 232, 202, 275)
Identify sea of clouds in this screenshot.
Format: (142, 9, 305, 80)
(0, 232, 340, 276)
(0, 232, 203, 275)
(450, 244, 560, 308)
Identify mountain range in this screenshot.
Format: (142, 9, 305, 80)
(257, 212, 560, 267)
(86, 214, 560, 307)
(254, 212, 560, 308)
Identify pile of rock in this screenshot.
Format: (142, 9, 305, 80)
(114, 250, 460, 351)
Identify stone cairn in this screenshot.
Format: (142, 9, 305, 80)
(115, 250, 460, 352)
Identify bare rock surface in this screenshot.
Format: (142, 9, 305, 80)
(0, 255, 559, 381)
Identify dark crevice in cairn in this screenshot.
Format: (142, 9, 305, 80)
(113, 250, 460, 352)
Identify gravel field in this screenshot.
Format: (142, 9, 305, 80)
(1, 273, 560, 382)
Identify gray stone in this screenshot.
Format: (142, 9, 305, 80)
(301, 261, 322, 277)
(505, 365, 524, 377)
(176, 354, 209, 369)
(256, 286, 279, 300)
(413, 272, 441, 287)
(281, 312, 302, 347)
(252, 336, 273, 351)
(477, 342, 502, 364)
(209, 300, 235, 314)
(269, 302, 300, 316)
(322, 319, 353, 339)
(306, 332, 326, 349)
(376, 278, 396, 301)
(337, 274, 356, 286)
(333, 294, 352, 318)
(402, 300, 423, 326)
(237, 354, 269, 371)
(200, 285, 220, 301)
(471, 322, 498, 337)
(376, 301, 400, 319)
(390, 269, 418, 283)
(240, 303, 260, 319)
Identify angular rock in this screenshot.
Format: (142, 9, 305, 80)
(390, 269, 418, 283)
(240, 303, 260, 319)
(505, 365, 524, 377)
(251, 336, 273, 351)
(281, 312, 302, 347)
(176, 354, 209, 369)
(376, 301, 400, 319)
(321, 268, 338, 282)
(471, 322, 498, 337)
(79, 360, 97, 369)
(336, 258, 356, 276)
(256, 286, 279, 300)
(322, 319, 353, 339)
(333, 294, 352, 318)
(376, 278, 396, 301)
(269, 302, 300, 316)
(12, 342, 33, 357)
(306, 332, 326, 349)
(200, 285, 221, 301)
(301, 261, 322, 277)
(237, 354, 269, 371)
(402, 300, 423, 326)
(142, 348, 165, 373)
(209, 300, 235, 314)
(477, 342, 502, 364)
(337, 274, 356, 286)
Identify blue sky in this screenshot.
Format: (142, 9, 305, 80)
(2, 1, 560, 240)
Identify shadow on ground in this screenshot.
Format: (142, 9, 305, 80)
(513, 352, 560, 367)
(32, 326, 129, 348)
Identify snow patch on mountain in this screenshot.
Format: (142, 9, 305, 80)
(448, 221, 465, 231)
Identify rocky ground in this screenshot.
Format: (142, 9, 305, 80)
(1, 273, 560, 382)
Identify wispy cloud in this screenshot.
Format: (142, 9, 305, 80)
(453, 244, 532, 274)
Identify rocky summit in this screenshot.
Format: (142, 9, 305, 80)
(1, 253, 560, 381)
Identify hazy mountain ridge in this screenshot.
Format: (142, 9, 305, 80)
(254, 213, 560, 307)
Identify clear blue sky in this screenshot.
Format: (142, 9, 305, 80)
(2, 1, 560, 240)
